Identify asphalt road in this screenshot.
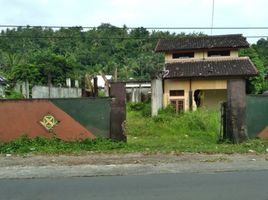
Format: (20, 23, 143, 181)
(1, 170, 268, 200)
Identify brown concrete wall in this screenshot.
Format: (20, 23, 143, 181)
(0, 100, 95, 142)
(227, 79, 247, 143)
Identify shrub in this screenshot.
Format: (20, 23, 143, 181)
(128, 102, 145, 111)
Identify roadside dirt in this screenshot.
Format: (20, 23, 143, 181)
(1, 152, 268, 167)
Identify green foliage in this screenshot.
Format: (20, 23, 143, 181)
(240, 47, 266, 94)
(98, 90, 107, 97)
(128, 102, 145, 111)
(4, 87, 24, 99)
(126, 109, 268, 153)
(0, 136, 126, 154)
(11, 63, 40, 83)
(0, 24, 205, 86)
(128, 102, 151, 117)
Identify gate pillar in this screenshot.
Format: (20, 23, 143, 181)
(109, 82, 127, 142)
(226, 79, 248, 143)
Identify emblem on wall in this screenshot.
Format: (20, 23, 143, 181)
(40, 114, 59, 131)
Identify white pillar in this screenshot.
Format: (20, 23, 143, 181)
(151, 78, 163, 116)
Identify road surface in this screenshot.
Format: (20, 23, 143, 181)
(1, 170, 268, 200)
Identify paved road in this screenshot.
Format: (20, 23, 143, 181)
(1, 170, 268, 200)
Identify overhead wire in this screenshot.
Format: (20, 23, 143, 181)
(0, 25, 268, 39)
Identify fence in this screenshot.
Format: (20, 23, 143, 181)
(32, 86, 82, 98)
(221, 95, 268, 139)
(0, 82, 126, 142)
(246, 95, 268, 138)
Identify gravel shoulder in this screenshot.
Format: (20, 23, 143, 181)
(0, 153, 268, 179)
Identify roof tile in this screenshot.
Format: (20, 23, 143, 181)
(155, 34, 249, 52)
(164, 57, 258, 79)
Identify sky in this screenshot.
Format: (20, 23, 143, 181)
(0, 0, 268, 43)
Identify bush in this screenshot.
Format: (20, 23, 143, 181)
(4, 87, 24, 99)
(141, 103, 151, 117)
(128, 102, 145, 111)
(128, 102, 152, 117)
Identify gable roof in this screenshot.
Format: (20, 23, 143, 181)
(155, 34, 249, 52)
(164, 57, 258, 79)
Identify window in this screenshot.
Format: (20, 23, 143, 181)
(170, 90, 184, 96)
(172, 52, 194, 59)
(170, 99, 184, 113)
(208, 50, 230, 57)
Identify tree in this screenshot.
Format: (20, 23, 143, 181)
(240, 47, 266, 94)
(11, 63, 40, 84)
(32, 50, 74, 86)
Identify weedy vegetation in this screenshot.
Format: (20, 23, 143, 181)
(1, 102, 268, 154)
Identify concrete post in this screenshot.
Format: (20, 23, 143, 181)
(109, 82, 127, 142)
(66, 78, 71, 88)
(93, 77, 98, 97)
(75, 80, 79, 88)
(22, 81, 30, 99)
(226, 79, 248, 143)
(151, 78, 163, 116)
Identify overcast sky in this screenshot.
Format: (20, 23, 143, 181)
(0, 0, 268, 43)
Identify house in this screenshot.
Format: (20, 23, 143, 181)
(155, 34, 258, 112)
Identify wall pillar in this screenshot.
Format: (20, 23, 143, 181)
(109, 82, 127, 142)
(151, 78, 163, 116)
(226, 79, 247, 143)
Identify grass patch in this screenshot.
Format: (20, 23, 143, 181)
(125, 105, 268, 154)
(1, 104, 268, 154)
(0, 136, 127, 154)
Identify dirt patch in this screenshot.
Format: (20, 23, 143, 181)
(1, 152, 267, 167)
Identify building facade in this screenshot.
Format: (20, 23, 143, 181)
(155, 34, 258, 112)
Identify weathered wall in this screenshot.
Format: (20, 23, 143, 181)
(0, 100, 95, 142)
(163, 79, 227, 111)
(202, 89, 227, 109)
(246, 95, 268, 139)
(109, 82, 127, 141)
(32, 86, 82, 98)
(151, 78, 163, 116)
(0, 98, 115, 142)
(226, 79, 247, 143)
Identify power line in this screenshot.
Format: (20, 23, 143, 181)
(2, 25, 268, 30)
(0, 35, 267, 40)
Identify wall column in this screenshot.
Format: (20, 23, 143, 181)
(151, 78, 163, 116)
(109, 82, 127, 142)
(226, 79, 247, 143)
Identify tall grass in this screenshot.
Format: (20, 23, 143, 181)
(126, 104, 268, 153)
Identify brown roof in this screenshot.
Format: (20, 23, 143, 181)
(164, 57, 258, 79)
(155, 34, 249, 52)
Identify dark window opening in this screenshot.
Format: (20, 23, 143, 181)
(208, 50, 230, 57)
(172, 52, 194, 59)
(170, 90, 184, 96)
(194, 90, 202, 108)
(170, 99, 184, 113)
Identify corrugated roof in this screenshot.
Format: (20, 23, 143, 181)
(155, 34, 249, 52)
(164, 57, 258, 79)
